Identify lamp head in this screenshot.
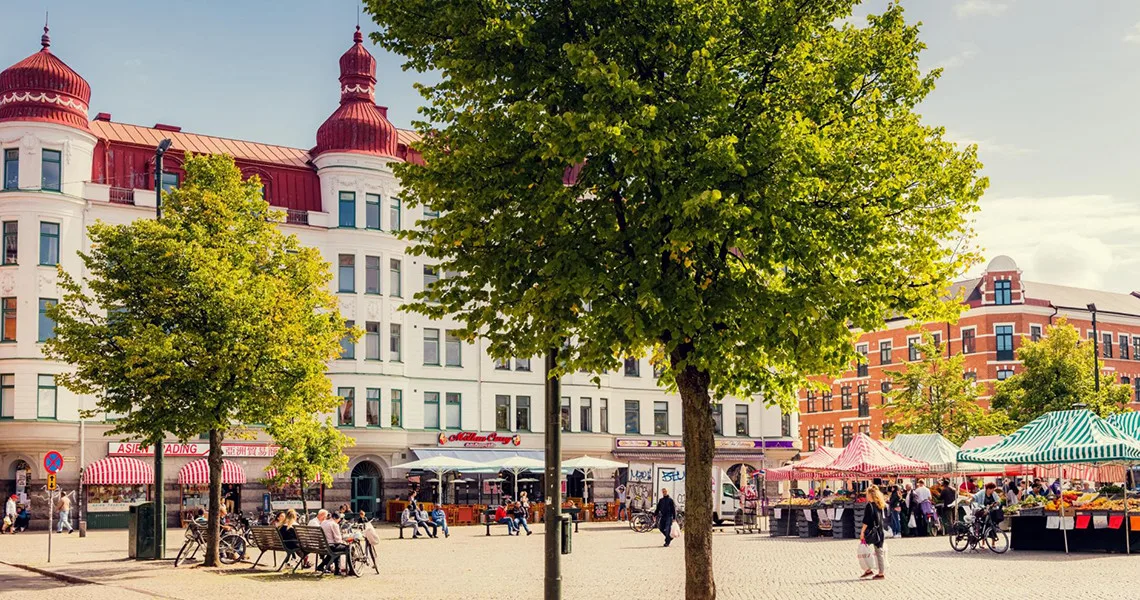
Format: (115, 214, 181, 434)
(1087, 303, 1097, 312)
(156, 139, 172, 155)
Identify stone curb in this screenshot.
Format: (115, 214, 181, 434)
(0, 560, 101, 586)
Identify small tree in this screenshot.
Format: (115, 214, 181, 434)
(266, 414, 353, 517)
(991, 320, 1131, 425)
(45, 154, 351, 566)
(883, 336, 1011, 445)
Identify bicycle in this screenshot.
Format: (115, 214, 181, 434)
(629, 509, 655, 533)
(218, 513, 255, 565)
(949, 502, 1008, 554)
(174, 521, 205, 567)
(345, 522, 379, 575)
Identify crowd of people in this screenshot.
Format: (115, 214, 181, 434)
(3, 491, 74, 535)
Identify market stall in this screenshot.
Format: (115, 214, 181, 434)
(177, 458, 246, 525)
(83, 457, 153, 529)
(958, 409, 1140, 554)
(766, 446, 841, 537)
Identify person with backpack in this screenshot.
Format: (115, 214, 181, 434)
(859, 484, 887, 580)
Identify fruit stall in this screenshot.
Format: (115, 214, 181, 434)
(765, 447, 842, 537)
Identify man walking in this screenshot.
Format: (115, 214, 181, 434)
(654, 488, 677, 547)
(56, 491, 73, 534)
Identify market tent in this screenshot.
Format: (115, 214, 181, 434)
(806, 434, 930, 476)
(1107, 412, 1140, 439)
(177, 459, 246, 485)
(956, 409, 1140, 465)
(765, 446, 842, 481)
(888, 434, 960, 473)
(960, 435, 1004, 451)
(84, 456, 154, 485)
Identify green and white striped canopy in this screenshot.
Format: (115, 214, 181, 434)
(957, 409, 1140, 465)
(1107, 412, 1140, 441)
(888, 434, 960, 473)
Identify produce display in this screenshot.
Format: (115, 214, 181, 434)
(774, 498, 816, 507)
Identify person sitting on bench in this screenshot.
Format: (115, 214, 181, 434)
(494, 503, 518, 534)
(318, 512, 352, 574)
(401, 505, 435, 538)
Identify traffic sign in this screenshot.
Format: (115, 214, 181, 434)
(44, 451, 64, 474)
(47, 473, 57, 491)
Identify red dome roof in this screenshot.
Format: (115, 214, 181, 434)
(0, 26, 91, 131)
(313, 27, 398, 158)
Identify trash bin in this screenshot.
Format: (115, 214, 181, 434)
(560, 514, 572, 555)
(128, 502, 156, 559)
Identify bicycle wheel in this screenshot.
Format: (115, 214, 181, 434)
(985, 528, 1010, 554)
(949, 528, 970, 552)
(218, 534, 245, 565)
(366, 542, 379, 574)
(634, 514, 654, 533)
(174, 540, 194, 567)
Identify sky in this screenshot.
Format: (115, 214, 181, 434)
(2, 0, 1139, 293)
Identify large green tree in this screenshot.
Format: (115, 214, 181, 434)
(991, 320, 1131, 425)
(45, 154, 350, 566)
(266, 414, 354, 517)
(365, 2, 983, 595)
(883, 336, 1012, 445)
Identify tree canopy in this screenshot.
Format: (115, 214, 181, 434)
(991, 320, 1131, 426)
(266, 414, 354, 516)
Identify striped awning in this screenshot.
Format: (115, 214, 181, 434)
(84, 456, 154, 485)
(766, 447, 842, 481)
(806, 434, 930, 476)
(1107, 411, 1140, 440)
(888, 434, 960, 473)
(958, 409, 1140, 465)
(177, 458, 247, 485)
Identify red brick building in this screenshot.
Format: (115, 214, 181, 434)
(797, 256, 1140, 451)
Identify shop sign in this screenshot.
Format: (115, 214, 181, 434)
(437, 431, 522, 448)
(87, 501, 145, 513)
(271, 500, 306, 510)
(107, 442, 280, 458)
(613, 438, 792, 451)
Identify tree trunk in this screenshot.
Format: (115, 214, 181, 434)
(674, 353, 716, 600)
(203, 428, 223, 567)
(300, 475, 308, 519)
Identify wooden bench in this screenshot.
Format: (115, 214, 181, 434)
(249, 525, 300, 571)
(293, 525, 352, 575)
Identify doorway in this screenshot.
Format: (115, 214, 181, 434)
(351, 461, 383, 519)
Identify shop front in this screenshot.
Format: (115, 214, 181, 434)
(263, 468, 324, 513)
(82, 456, 154, 529)
(177, 458, 246, 525)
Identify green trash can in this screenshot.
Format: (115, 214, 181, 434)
(128, 502, 156, 559)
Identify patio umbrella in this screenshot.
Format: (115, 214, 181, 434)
(392, 456, 484, 507)
(484, 456, 546, 499)
(562, 455, 627, 503)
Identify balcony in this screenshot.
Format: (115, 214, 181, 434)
(109, 187, 135, 205)
(285, 209, 309, 226)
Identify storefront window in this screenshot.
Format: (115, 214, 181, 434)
(86, 484, 149, 513)
(268, 480, 323, 511)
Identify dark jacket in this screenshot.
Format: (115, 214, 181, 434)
(940, 486, 957, 508)
(655, 495, 677, 521)
(861, 503, 885, 547)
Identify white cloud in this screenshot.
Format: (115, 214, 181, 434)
(1124, 22, 1140, 44)
(954, 0, 1010, 18)
(932, 48, 978, 71)
(943, 129, 1034, 157)
(971, 194, 1140, 292)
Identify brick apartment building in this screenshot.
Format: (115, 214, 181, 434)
(797, 255, 1140, 451)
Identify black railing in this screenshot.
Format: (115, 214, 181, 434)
(109, 187, 135, 205)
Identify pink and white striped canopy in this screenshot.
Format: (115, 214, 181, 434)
(84, 456, 154, 485)
(766, 446, 843, 481)
(806, 434, 930, 476)
(177, 458, 246, 485)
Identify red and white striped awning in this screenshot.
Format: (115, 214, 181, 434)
(178, 458, 247, 485)
(805, 434, 930, 477)
(84, 456, 154, 485)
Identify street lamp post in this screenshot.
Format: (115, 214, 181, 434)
(155, 139, 172, 220)
(1088, 303, 1101, 393)
(544, 346, 562, 600)
(152, 139, 171, 559)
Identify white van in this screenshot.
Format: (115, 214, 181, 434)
(651, 464, 741, 524)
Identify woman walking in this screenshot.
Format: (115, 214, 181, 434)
(859, 485, 887, 580)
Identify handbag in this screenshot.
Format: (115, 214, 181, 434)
(669, 521, 681, 538)
(857, 542, 875, 571)
(864, 508, 884, 546)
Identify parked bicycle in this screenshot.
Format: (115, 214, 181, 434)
(174, 521, 206, 567)
(629, 507, 685, 533)
(950, 502, 1008, 554)
(345, 522, 380, 575)
(218, 513, 255, 565)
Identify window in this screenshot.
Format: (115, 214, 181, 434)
(0, 374, 11, 418)
(1, 297, 14, 341)
(38, 374, 56, 419)
(600, 398, 609, 433)
(390, 389, 403, 427)
(339, 320, 355, 359)
(495, 395, 511, 430)
(625, 400, 640, 434)
(1135, 338, 1140, 362)
(781, 412, 792, 437)
(735, 405, 748, 436)
(806, 392, 817, 413)
(365, 256, 381, 294)
(879, 340, 892, 364)
(856, 344, 869, 377)
(389, 259, 402, 297)
(822, 391, 833, 412)
(39, 222, 59, 266)
(1122, 376, 1131, 386)
(712, 403, 723, 435)
(1031, 325, 1042, 342)
(494, 357, 511, 370)
(994, 280, 1011, 305)
(1103, 333, 1113, 359)
(840, 385, 852, 410)
(389, 324, 402, 362)
(423, 328, 440, 365)
(561, 397, 571, 432)
(996, 325, 1014, 361)
(964, 372, 977, 382)
(445, 331, 462, 366)
(1135, 380, 1140, 403)
(41, 149, 61, 192)
(932, 333, 942, 348)
(160, 171, 179, 193)
(422, 266, 439, 294)
(423, 205, 440, 219)
(515, 357, 531, 371)
(365, 194, 381, 230)
(338, 254, 355, 292)
(841, 425, 853, 446)
(962, 328, 976, 354)
(390, 197, 401, 231)
(365, 388, 380, 427)
(857, 384, 869, 417)
(997, 369, 1014, 381)
(880, 380, 892, 395)
(338, 191, 355, 227)
(1122, 335, 1131, 360)
(807, 428, 818, 451)
(908, 338, 920, 362)
(822, 426, 835, 448)
(424, 392, 440, 429)
(624, 358, 640, 377)
(365, 321, 381, 360)
(2, 149, 16, 190)
(2, 222, 16, 265)
(445, 393, 461, 429)
(653, 362, 664, 379)
(580, 397, 592, 433)
(38, 298, 55, 342)
(516, 396, 531, 431)
(858, 423, 870, 437)
(646, 401, 667, 434)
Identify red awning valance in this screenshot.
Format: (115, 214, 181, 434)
(178, 458, 246, 485)
(84, 456, 154, 485)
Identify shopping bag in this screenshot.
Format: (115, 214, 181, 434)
(669, 521, 681, 539)
(907, 514, 916, 529)
(857, 542, 874, 571)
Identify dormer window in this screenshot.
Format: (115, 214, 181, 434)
(994, 280, 1012, 305)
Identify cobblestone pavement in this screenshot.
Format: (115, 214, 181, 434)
(2, 524, 1139, 599)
